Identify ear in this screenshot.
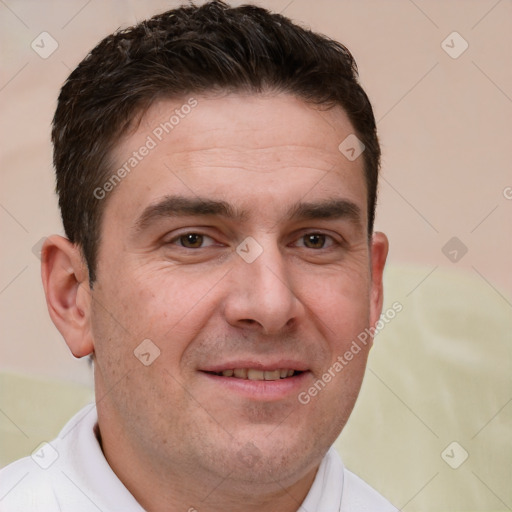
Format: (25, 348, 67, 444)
(41, 235, 94, 358)
(369, 231, 389, 329)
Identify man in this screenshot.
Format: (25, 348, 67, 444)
(0, 1, 395, 510)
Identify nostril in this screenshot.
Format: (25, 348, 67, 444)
(240, 319, 258, 326)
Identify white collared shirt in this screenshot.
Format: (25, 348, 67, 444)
(0, 404, 398, 511)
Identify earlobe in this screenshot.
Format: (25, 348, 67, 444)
(41, 235, 94, 358)
(369, 231, 389, 329)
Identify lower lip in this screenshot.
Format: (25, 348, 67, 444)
(199, 371, 310, 401)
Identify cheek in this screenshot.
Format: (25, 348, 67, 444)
(305, 270, 372, 410)
(100, 264, 226, 358)
(299, 266, 371, 343)
(132, 266, 222, 320)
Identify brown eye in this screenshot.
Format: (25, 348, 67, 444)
(303, 234, 326, 249)
(179, 233, 204, 248)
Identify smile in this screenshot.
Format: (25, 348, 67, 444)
(206, 369, 302, 380)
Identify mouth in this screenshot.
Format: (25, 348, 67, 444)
(204, 368, 304, 380)
(198, 363, 309, 401)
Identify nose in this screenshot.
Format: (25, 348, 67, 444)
(223, 239, 303, 335)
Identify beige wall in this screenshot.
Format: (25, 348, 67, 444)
(3, 0, 510, 384)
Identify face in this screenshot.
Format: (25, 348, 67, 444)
(87, 93, 387, 491)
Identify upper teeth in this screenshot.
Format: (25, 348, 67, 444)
(220, 369, 296, 380)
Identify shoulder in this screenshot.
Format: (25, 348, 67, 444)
(341, 467, 399, 512)
(0, 456, 58, 511)
(0, 405, 97, 512)
(0, 404, 144, 512)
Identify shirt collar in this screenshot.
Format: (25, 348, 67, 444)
(298, 446, 344, 512)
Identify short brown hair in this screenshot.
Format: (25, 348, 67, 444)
(52, 0, 380, 283)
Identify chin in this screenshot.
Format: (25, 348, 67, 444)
(210, 428, 327, 488)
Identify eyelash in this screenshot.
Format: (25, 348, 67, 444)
(172, 233, 219, 249)
(167, 231, 340, 250)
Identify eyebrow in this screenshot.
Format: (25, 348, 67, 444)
(134, 196, 247, 232)
(134, 195, 363, 232)
(286, 198, 362, 225)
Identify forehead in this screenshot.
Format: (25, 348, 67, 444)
(106, 93, 367, 226)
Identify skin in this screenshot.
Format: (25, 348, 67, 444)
(42, 93, 388, 512)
